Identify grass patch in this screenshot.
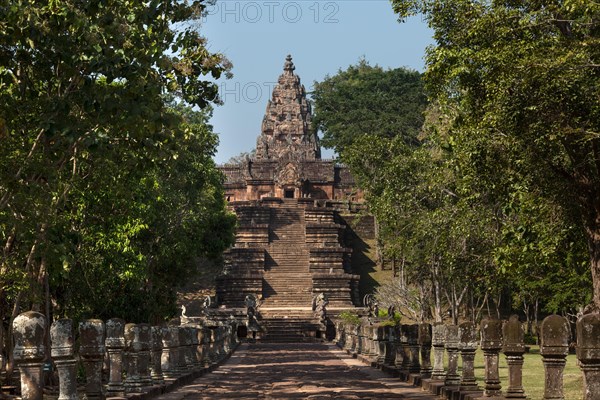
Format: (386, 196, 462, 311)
(463, 345, 583, 399)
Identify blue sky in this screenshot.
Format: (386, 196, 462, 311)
(199, 0, 434, 164)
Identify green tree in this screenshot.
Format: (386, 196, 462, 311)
(0, 0, 234, 328)
(312, 60, 427, 157)
(392, 0, 599, 310)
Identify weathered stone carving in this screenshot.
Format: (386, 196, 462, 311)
(79, 319, 105, 399)
(105, 318, 126, 396)
(13, 311, 46, 400)
(480, 318, 503, 398)
(124, 323, 143, 392)
(50, 319, 78, 400)
(418, 323, 433, 378)
(503, 315, 526, 399)
(312, 292, 329, 327)
(577, 312, 600, 400)
(245, 294, 261, 331)
(431, 322, 446, 381)
(540, 315, 569, 400)
(444, 325, 460, 387)
(150, 326, 165, 385)
(458, 322, 479, 390)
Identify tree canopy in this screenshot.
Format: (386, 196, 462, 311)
(312, 34, 593, 321)
(391, 0, 600, 311)
(312, 60, 427, 157)
(0, 0, 235, 324)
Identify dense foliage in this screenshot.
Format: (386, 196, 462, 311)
(0, 0, 235, 325)
(312, 60, 427, 156)
(313, 43, 592, 322)
(392, 0, 599, 311)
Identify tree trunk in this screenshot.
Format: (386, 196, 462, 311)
(585, 226, 600, 311)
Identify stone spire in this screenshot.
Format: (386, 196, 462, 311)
(255, 55, 321, 161)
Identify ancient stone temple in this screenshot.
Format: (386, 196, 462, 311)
(213, 56, 370, 341)
(220, 55, 361, 202)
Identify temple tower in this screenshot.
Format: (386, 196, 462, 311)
(255, 55, 321, 161)
(212, 56, 369, 341)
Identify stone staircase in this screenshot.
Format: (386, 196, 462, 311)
(262, 202, 313, 307)
(258, 309, 323, 342)
(258, 201, 322, 341)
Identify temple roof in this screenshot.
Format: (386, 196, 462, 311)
(255, 55, 321, 161)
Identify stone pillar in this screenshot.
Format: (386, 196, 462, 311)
(189, 327, 201, 370)
(480, 318, 503, 398)
(458, 322, 478, 390)
(138, 323, 152, 387)
(13, 311, 46, 400)
(577, 313, 600, 400)
(105, 318, 125, 396)
(195, 327, 204, 369)
(336, 322, 345, 347)
(375, 325, 386, 366)
(383, 325, 396, 367)
(79, 319, 105, 400)
(183, 327, 195, 370)
(50, 319, 78, 400)
(502, 315, 526, 399)
(540, 315, 570, 400)
(430, 322, 446, 381)
(207, 328, 217, 365)
(444, 324, 460, 387)
(150, 326, 165, 385)
(124, 323, 142, 392)
(394, 324, 404, 371)
(201, 327, 211, 368)
(161, 325, 179, 378)
(407, 324, 421, 374)
(177, 326, 188, 373)
(418, 323, 432, 378)
(400, 324, 411, 374)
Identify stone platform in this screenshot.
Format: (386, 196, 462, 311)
(155, 342, 436, 399)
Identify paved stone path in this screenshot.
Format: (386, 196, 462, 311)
(158, 343, 436, 399)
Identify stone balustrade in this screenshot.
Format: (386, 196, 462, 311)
(9, 311, 239, 400)
(335, 312, 600, 400)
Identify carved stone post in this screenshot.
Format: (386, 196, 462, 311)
(105, 318, 125, 396)
(431, 322, 446, 381)
(79, 319, 105, 400)
(124, 323, 142, 392)
(384, 325, 396, 367)
(540, 315, 570, 400)
(150, 326, 165, 385)
(189, 327, 201, 370)
(577, 313, 600, 400)
(208, 328, 218, 365)
(50, 319, 78, 400)
(407, 324, 421, 374)
(183, 327, 195, 370)
(161, 325, 179, 378)
(458, 322, 478, 390)
(13, 311, 46, 400)
(394, 324, 404, 371)
(400, 324, 411, 374)
(375, 325, 386, 366)
(201, 327, 211, 368)
(136, 323, 152, 388)
(503, 315, 526, 399)
(177, 326, 189, 373)
(418, 323, 432, 378)
(480, 318, 503, 398)
(196, 328, 204, 369)
(444, 324, 460, 387)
